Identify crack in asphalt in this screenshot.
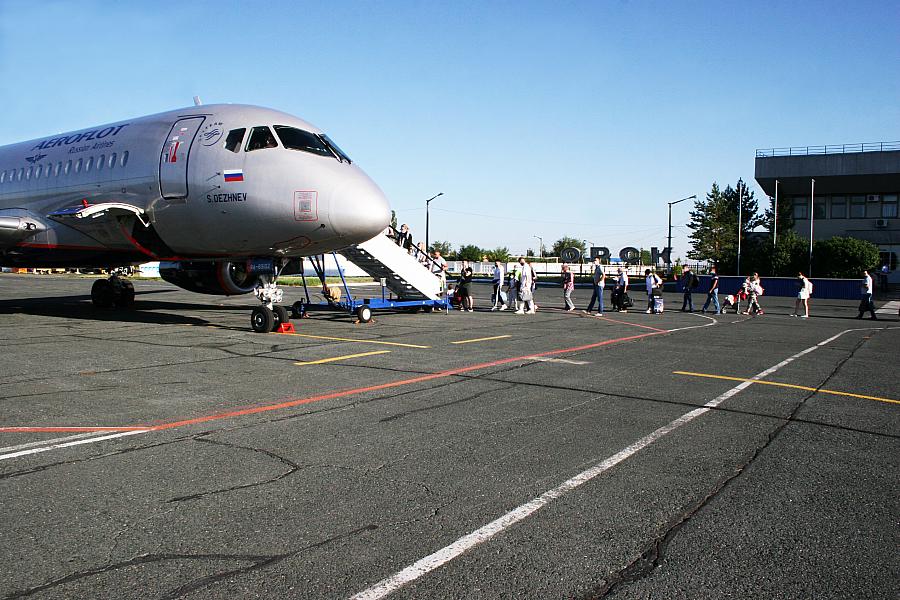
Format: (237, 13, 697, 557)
(166, 436, 302, 503)
(378, 382, 516, 423)
(582, 331, 873, 599)
(3, 524, 379, 600)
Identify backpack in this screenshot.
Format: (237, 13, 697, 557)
(690, 274, 700, 289)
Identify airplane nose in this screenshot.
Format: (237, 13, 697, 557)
(330, 171, 391, 243)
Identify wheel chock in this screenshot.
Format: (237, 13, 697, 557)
(275, 323, 296, 333)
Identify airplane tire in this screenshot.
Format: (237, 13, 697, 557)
(356, 306, 372, 323)
(273, 305, 289, 327)
(291, 301, 306, 319)
(251, 306, 275, 333)
(115, 281, 135, 308)
(91, 279, 115, 309)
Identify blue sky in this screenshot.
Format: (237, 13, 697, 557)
(1, 0, 897, 258)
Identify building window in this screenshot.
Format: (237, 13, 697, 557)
(830, 196, 846, 218)
(814, 198, 826, 219)
(884, 195, 898, 218)
(849, 195, 865, 218)
(793, 197, 809, 220)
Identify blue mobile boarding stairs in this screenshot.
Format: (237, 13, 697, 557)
(291, 228, 450, 323)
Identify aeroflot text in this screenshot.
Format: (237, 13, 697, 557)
(208, 193, 247, 203)
(30, 124, 130, 151)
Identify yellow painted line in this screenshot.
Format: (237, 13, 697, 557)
(673, 371, 900, 406)
(279, 332, 429, 349)
(451, 335, 512, 345)
(295, 350, 391, 366)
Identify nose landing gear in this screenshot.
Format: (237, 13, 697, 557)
(250, 277, 290, 333)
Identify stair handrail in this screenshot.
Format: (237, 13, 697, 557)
(384, 225, 445, 276)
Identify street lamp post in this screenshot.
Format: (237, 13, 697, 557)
(667, 195, 696, 275)
(533, 236, 543, 259)
(737, 180, 743, 275)
(424, 192, 443, 253)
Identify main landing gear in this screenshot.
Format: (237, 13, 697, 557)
(91, 274, 135, 309)
(250, 277, 290, 333)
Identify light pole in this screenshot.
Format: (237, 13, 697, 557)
(809, 179, 815, 276)
(424, 192, 443, 253)
(667, 195, 696, 274)
(533, 236, 543, 259)
(737, 180, 743, 276)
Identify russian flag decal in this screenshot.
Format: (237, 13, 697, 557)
(223, 169, 244, 182)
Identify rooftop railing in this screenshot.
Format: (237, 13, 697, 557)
(756, 141, 900, 158)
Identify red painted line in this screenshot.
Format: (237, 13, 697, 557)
(0, 426, 150, 433)
(0, 330, 670, 435)
(147, 330, 665, 432)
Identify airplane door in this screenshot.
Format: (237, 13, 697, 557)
(159, 117, 205, 199)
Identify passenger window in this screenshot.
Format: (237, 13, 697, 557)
(64, 161, 71, 175)
(121, 151, 129, 167)
(85, 157, 93, 172)
(25, 167, 32, 180)
(97, 155, 105, 170)
(18, 168, 24, 181)
(109, 153, 116, 168)
(224, 128, 246, 153)
(75, 158, 82, 173)
(35, 165, 42, 178)
(55, 162, 62, 176)
(245, 126, 278, 152)
(0, 171, 5, 183)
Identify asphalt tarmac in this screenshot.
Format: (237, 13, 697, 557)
(0, 274, 897, 599)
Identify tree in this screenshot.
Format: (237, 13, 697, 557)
(390, 210, 397, 230)
(687, 180, 764, 272)
(550, 236, 586, 258)
(812, 236, 880, 278)
(456, 244, 483, 262)
(429, 240, 453, 257)
(764, 194, 793, 238)
(526, 248, 535, 257)
(485, 246, 511, 262)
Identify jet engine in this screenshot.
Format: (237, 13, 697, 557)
(159, 260, 275, 295)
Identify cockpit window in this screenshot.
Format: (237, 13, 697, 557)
(320, 134, 352, 164)
(245, 126, 278, 152)
(224, 128, 246, 153)
(273, 126, 332, 157)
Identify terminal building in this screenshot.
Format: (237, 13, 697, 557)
(754, 141, 900, 284)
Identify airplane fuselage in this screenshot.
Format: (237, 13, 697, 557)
(0, 104, 390, 268)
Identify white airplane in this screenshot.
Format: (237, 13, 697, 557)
(0, 103, 391, 331)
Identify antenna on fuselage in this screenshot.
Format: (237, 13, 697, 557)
(193, 96, 203, 106)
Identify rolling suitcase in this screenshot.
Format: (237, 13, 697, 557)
(653, 296, 664, 314)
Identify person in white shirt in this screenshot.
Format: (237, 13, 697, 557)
(792, 272, 813, 318)
(514, 257, 535, 314)
(856, 270, 877, 319)
(490, 260, 507, 310)
(612, 267, 629, 312)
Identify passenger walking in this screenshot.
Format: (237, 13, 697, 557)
(585, 257, 605, 315)
(701, 266, 721, 314)
(507, 265, 519, 312)
(561, 264, 576, 311)
(458, 260, 474, 312)
(792, 272, 813, 318)
(745, 273, 764, 315)
(396, 224, 413, 252)
(491, 260, 507, 310)
(680, 267, 697, 312)
(415, 241, 428, 264)
(856, 270, 877, 320)
(644, 269, 662, 314)
(514, 256, 536, 314)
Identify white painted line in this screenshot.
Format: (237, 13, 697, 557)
(348, 326, 867, 600)
(529, 357, 590, 365)
(0, 431, 109, 454)
(0, 430, 150, 461)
